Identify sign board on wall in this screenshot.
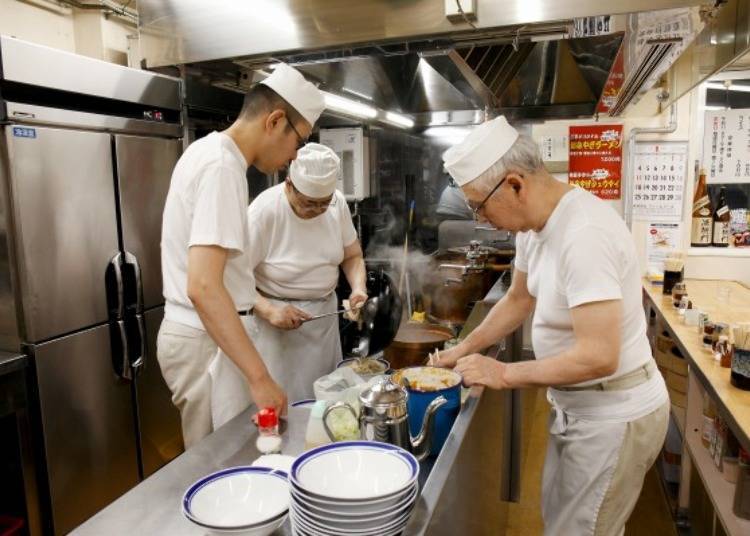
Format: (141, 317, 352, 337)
(632, 141, 688, 222)
(568, 124, 623, 200)
(702, 109, 750, 183)
(646, 222, 682, 274)
(596, 45, 624, 114)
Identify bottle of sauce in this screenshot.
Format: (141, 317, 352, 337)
(712, 186, 731, 247)
(691, 169, 713, 247)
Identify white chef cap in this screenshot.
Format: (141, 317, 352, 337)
(260, 63, 325, 127)
(442, 116, 519, 186)
(289, 143, 340, 198)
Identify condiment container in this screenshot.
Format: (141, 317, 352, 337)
(255, 407, 282, 454)
(703, 322, 716, 349)
(672, 282, 687, 308)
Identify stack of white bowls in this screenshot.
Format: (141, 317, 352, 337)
(289, 441, 419, 536)
(182, 466, 290, 535)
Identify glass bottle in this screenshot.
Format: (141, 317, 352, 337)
(712, 186, 730, 247)
(691, 169, 713, 247)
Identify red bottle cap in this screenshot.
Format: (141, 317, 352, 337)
(257, 407, 278, 428)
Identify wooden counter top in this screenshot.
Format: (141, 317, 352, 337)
(643, 279, 750, 451)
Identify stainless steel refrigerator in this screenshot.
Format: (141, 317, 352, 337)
(0, 36, 184, 534)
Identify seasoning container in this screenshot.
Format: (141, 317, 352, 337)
(672, 282, 687, 308)
(702, 322, 716, 349)
(716, 335, 733, 368)
(255, 407, 282, 454)
(697, 312, 709, 334)
(734, 448, 750, 520)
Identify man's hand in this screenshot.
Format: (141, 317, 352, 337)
(267, 304, 311, 330)
(434, 342, 469, 368)
(248, 373, 288, 417)
(348, 288, 368, 310)
(454, 354, 509, 390)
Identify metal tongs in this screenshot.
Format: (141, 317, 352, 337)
(302, 301, 366, 323)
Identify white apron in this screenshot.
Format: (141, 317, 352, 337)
(209, 294, 341, 430)
(541, 372, 668, 536)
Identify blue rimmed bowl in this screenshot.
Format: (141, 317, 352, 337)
(182, 466, 289, 535)
(290, 441, 418, 502)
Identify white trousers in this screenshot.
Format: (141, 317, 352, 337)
(542, 400, 669, 536)
(156, 319, 218, 449)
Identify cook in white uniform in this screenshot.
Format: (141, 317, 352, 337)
(436, 117, 669, 535)
(209, 143, 367, 422)
(251, 142, 367, 401)
(157, 63, 325, 447)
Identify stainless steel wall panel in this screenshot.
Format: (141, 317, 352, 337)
(138, 0, 703, 68)
(0, 35, 182, 111)
(115, 135, 181, 310)
(32, 324, 140, 534)
(137, 307, 183, 477)
(5, 125, 120, 342)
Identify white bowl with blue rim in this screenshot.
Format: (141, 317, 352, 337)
(292, 485, 417, 531)
(182, 466, 289, 535)
(290, 501, 412, 536)
(290, 441, 418, 501)
(291, 481, 417, 518)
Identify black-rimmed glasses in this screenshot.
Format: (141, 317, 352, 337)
(287, 117, 308, 150)
(465, 176, 506, 220)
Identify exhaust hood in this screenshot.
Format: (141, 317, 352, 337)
(137, 0, 706, 123)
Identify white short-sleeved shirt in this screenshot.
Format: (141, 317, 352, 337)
(514, 187, 667, 420)
(247, 184, 357, 300)
(161, 131, 255, 329)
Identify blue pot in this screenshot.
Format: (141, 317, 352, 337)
(396, 367, 462, 457)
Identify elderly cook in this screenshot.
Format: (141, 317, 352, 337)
(157, 64, 324, 447)
(209, 142, 367, 425)
(436, 117, 669, 535)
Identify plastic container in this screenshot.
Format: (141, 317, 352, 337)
(255, 407, 282, 454)
(304, 400, 333, 450)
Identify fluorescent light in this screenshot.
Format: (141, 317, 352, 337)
(384, 111, 415, 129)
(342, 87, 373, 101)
(323, 92, 377, 118)
(706, 81, 750, 93)
(422, 126, 472, 144)
(703, 105, 728, 111)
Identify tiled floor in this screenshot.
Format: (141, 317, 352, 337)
(502, 388, 677, 536)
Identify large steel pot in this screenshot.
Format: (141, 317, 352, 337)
(384, 322, 454, 369)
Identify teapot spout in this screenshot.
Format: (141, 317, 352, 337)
(410, 395, 448, 461)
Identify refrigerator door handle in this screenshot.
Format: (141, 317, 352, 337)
(108, 252, 125, 319)
(133, 313, 146, 373)
(116, 319, 133, 381)
(124, 251, 143, 313)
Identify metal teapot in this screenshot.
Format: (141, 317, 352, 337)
(322, 375, 447, 461)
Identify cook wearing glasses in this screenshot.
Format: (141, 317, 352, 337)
(209, 143, 367, 423)
(435, 116, 668, 535)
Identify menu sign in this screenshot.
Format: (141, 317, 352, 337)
(703, 109, 750, 183)
(568, 124, 623, 200)
(632, 141, 688, 222)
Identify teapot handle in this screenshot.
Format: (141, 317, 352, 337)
(322, 402, 359, 442)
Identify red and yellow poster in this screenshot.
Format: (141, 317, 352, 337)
(596, 44, 624, 114)
(568, 124, 623, 200)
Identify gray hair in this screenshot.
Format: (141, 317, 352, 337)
(471, 134, 544, 194)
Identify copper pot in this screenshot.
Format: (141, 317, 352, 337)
(384, 322, 455, 369)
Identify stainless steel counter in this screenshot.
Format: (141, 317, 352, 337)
(72, 389, 490, 536)
(73, 277, 518, 535)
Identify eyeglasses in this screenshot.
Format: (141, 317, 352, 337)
(291, 182, 335, 211)
(465, 176, 507, 220)
(287, 116, 308, 150)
